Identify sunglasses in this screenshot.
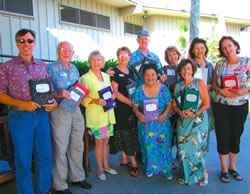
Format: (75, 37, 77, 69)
(17, 39, 35, 44)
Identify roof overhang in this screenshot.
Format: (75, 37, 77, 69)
(92, 0, 250, 25)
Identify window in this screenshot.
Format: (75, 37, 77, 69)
(60, 5, 110, 30)
(0, 0, 33, 16)
(61, 6, 79, 24)
(124, 23, 142, 35)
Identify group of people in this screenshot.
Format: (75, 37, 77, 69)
(0, 28, 249, 194)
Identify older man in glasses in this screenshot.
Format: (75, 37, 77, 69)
(0, 28, 58, 194)
(48, 41, 91, 194)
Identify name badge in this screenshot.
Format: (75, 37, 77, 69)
(119, 74, 125, 77)
(60, 72, 67, 77)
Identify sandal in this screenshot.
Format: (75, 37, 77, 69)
(220, 172, 229, 183)
(178, 178, 185, 184)
(228, 169, 243, 181)
(199, 171, 208, 186)
(130, 167, 139, 177)
(120, 162, 132, 167)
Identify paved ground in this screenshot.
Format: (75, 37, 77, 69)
(0, 115, 249, 194)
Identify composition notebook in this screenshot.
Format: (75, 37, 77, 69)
(98, 86, 116, 112)
(160, 65, 178, 87)
(59, 81, 89, 113)
(126, 81, 137, 100)
(143, 99, 159, 121)
(221, 74, 239, 90)
(182, 89, 200, 114)
(29, 78, 53, 106)
(131, 57, 157, 80)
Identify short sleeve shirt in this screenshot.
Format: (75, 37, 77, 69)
(48, 60, 80, 93)
(128, 48, 162, 86)
(0, 55, 50, 101)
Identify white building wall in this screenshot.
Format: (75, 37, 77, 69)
(0, 0, 248, 64)
(0, 0, 143, 63)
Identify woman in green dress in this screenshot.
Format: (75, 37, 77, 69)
(172, 59, 210, 186)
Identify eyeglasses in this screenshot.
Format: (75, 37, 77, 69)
(17, 39, 35, 44)
(58, 48, 73, 52)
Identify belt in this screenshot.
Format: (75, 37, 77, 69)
(10, 106, 25, 111)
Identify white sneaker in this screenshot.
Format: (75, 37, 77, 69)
(166, 175, 173, 180)
(97, 173, 106, 181)
(146, 172, 153, 178)
(104, 168, 118, 175)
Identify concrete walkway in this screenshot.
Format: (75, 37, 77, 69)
(1, 115, 249, 194)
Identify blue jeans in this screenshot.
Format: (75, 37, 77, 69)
(8, 108, 52, 194)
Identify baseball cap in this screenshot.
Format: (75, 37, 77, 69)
(137, 30, 150, 38)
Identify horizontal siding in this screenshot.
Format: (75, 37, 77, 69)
(0, 0, 249, 64)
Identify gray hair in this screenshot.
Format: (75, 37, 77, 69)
(57, 41, 73, 49)
(87, 50, 105, 68)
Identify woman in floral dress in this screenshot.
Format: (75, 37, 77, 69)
(132, 64, 173, 179)
(172, 59, 210, 186)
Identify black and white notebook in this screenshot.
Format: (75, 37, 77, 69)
(59, 81, 89, 113)
(29, 78, 53, 106)
(131, 57, 157, 80)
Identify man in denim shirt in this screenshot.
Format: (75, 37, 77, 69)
(0, 28, 57, 194)
(48, 41, 91, 194)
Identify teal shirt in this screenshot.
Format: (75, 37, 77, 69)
(128, 48, 162, 86)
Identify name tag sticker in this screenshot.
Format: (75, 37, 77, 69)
(167, 69, 176, 76)
(146, 104, 157, 111)
(186, 94, 197, 102)
(119, 74, 125, 77)
(103, 92, 111, 100)
(225, 80, 236, 87)
(60, 72, 67, 77)
(70, 91, 80, 101)
(36, 84, 50, 93)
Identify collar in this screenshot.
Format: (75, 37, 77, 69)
(193, 58, 208, 68)
(16, 55, 38, 65)
(135, 48, 152, 58)
(56, 60, 73, 70)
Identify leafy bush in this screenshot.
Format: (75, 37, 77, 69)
(71, 60, 89, 76)
(101, 59, 119, 72)
(176, 22, 220, 66)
